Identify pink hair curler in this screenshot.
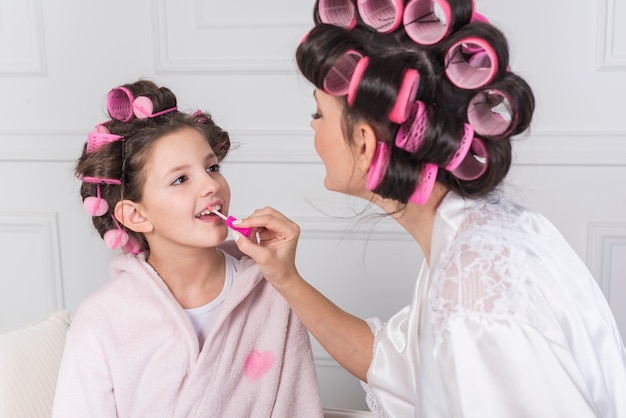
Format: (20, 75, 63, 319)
(445, 123, 474, 170)
(86, 124, 124, 154)
(103, 214, 129, 250)
(470, 11, 489, 24)
(122, 235, 142, 254)
(83, 184, 108, 217)
(318, 0, 358, 29)
(388, 68, 420, 124)
(366, 141, 390, 191)
(357, 0, 404, 33)
(347, 56, 370, 106)
(80, 176, 122, 185)
(403, 0, 453, 45)
(444, 37, 497, 90)
(107, 86, 178, 122)
(466, 89, 514, 138)
(408, 163, 438, 205)
(323, 50, 364, 96)
(395, 100, 428, 153)
(449, 137, 488, 180)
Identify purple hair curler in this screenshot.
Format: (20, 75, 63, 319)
(408, 163, 438, 205)
(403, 0, 452, 45)
(395, 100, 428, 153)
(366, 141, 391, 191)
(357, 0, 404, 34)
(107, 86, 178, 122)
(323, 50, 364, 96)
(449, 137, 488, 180)
(388, 69, 420, 124)
(444, 37, 497, 90)
(318, 0, 358, 29)
(466, 89, 514, 138)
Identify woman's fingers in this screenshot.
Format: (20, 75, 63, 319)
(233, 208, 301, 286)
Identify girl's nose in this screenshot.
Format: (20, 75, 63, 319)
(200, 173, 220, 196)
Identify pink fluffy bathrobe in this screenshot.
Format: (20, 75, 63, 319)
(52, 252, 323, 417)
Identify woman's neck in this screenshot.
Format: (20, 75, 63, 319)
(373, 183, 449, 265)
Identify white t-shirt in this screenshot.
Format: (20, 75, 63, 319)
(185, 251, 238, 348)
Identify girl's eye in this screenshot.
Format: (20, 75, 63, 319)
(172, 175, 187, 185)
(311, 112, 321, 120)
(207, 164, 221, 173)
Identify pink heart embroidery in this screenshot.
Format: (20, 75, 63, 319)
(244, 350, 275, 382)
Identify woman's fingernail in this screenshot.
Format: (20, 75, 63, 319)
(231, 219, 242, 225)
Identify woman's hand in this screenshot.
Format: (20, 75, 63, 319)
(232, 207, 302, 289)
(234, 206, 374, 381)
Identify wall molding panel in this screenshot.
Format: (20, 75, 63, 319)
(587, 223, 626, 299)
(0, 0, 45, 75)
(153, 0, 309, 73)
(596, 0, 626, 70)
(0, 212, 65, 332)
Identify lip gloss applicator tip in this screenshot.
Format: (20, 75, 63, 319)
(207, 206, 253, 238)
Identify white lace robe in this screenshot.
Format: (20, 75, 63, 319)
(362, 191, 626, 418)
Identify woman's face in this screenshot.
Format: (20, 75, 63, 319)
(311, 89, 362, 195)
(134, 127, 231, 254)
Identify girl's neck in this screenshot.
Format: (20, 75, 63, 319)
(373, 183, 449, 265)
(147, 247, 226, 308)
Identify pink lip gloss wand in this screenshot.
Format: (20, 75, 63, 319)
(207, 206, 253, 238)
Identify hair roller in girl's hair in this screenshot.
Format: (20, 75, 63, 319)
(317, 0, 358, 29)
(357, 0, 404, 33)
(347, 56, 370, 106)
(103, 215, 129, 250)
(86, 124, 124, 154)
(444, 123, 474, 171)
(107, 86, 178, 122)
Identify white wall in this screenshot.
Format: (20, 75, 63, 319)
(1, 0, 625, 410)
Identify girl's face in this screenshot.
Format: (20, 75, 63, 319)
(136, 127, 230, 254)
(311, 89, 361, 194)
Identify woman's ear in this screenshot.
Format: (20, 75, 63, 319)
(114, 200, 153, 233)
(353, 122, 379, 172)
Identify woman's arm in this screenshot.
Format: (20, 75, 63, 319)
(234, 207, 374, 381)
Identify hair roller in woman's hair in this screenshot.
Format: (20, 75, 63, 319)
(449, 137, 488, 180)
(395, 100, 428, 153)
(317, 0, 358, 29)
(323, 50, 364, 96)
(388, 69, 420, 124)
(467, 89, 514, 138)
(408, 163, 438, 205)
(444, 123, 474, 170)
(444, 37, 497, 89)
(347, 56, 370, 106)
(366, 142, 390, 191)
(357, 0, 404, 33)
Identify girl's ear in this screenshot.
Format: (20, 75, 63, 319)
(353, 122, 379, 173)
(114, 200, 153, 233)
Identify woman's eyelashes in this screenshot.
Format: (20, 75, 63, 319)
(311, 112, 321, 120)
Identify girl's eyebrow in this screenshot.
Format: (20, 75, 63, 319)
(163, 152, 217, 179)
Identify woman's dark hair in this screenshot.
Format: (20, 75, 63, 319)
(297, 5, 535, 204)
(76, 79, 231, 254)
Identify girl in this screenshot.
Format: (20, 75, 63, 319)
(233, 1, 626, 417)
(52, 80, 323, 417)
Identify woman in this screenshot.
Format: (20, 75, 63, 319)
(233, 1, 626, 417)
